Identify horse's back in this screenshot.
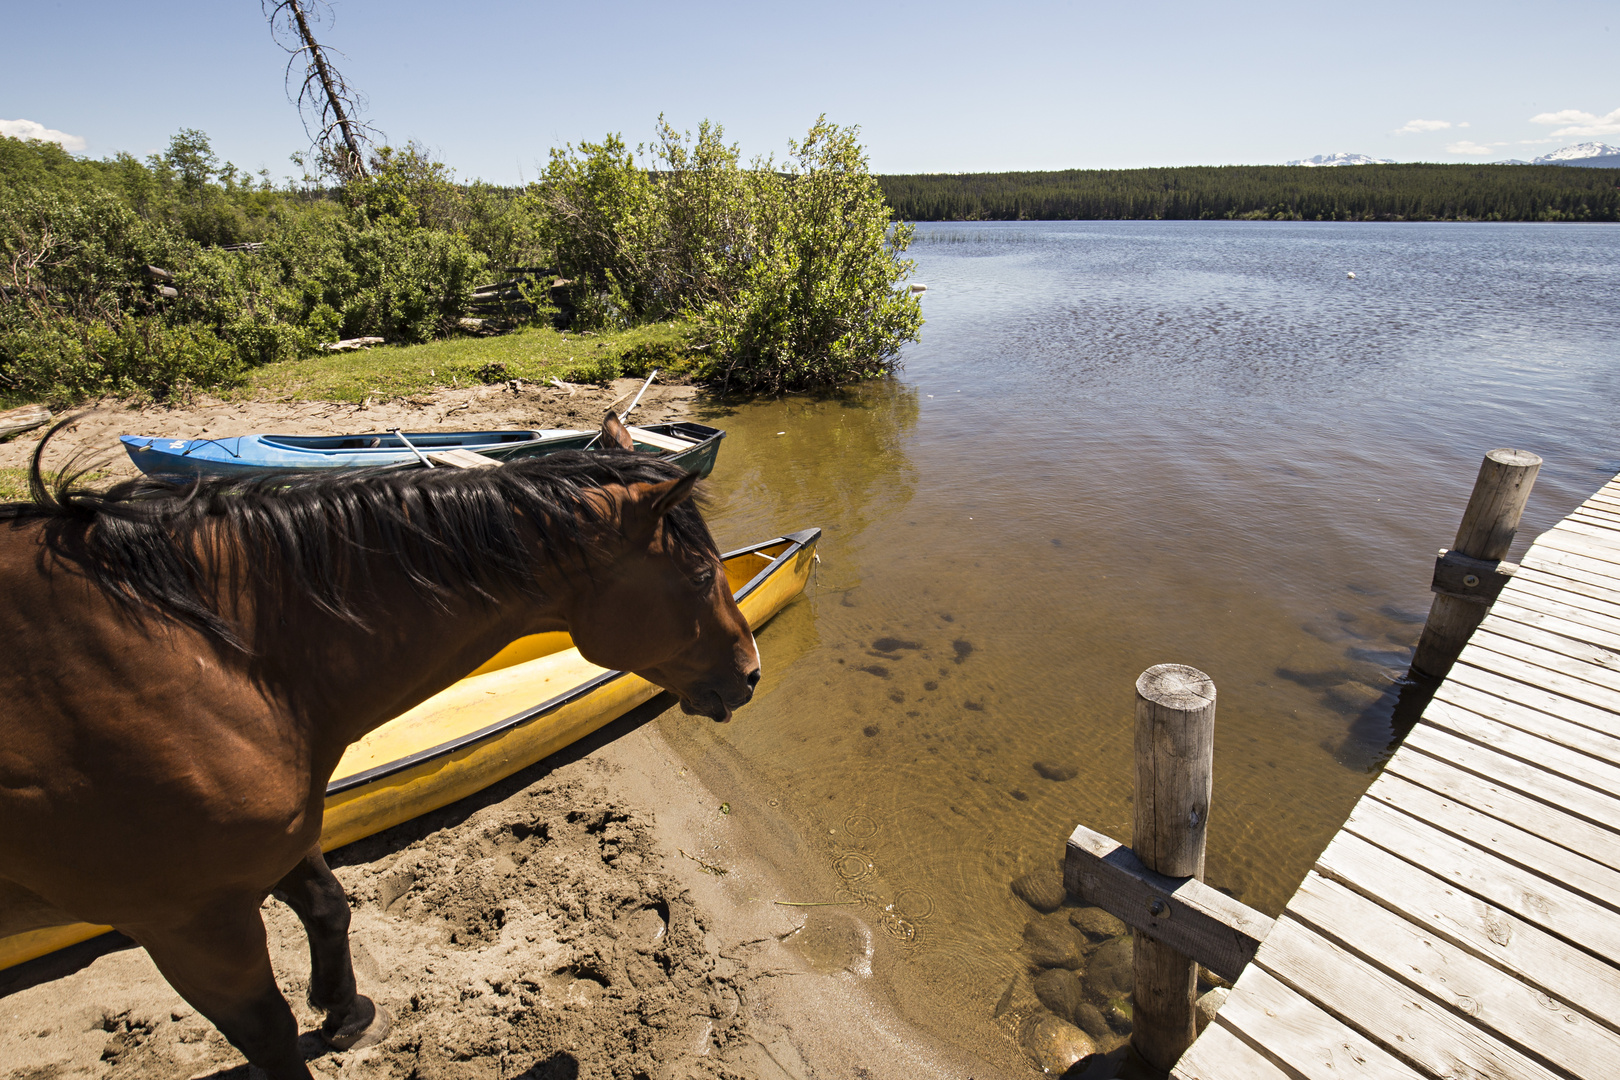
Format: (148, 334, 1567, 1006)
(0, 520, 321, 925)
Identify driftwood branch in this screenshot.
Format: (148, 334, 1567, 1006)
(263, 0, 377, 180)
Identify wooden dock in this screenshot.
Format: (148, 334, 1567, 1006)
(1173, 473, 1620, 1080)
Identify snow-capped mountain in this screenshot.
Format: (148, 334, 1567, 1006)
(1531, 143, 1620, 166)
(1284, 153, 1396, 167)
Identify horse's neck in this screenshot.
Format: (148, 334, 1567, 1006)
(252, 565, 572, 777)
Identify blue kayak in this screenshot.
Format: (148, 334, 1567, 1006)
(121, 422, 727, 480)
(121, 429, 584, 479)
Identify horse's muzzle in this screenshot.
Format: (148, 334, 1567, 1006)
(682, 673, 757, 723)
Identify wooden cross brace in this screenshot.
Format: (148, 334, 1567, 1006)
(1064, 823, 1274, 984)
(1431, 547, 1518, 605)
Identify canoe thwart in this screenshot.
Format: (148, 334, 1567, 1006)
(1432, 547, 1519, 606)
(626, 425, 697, 453)
(427, 448, 500, 469)
(1064, 821, 1274, 983)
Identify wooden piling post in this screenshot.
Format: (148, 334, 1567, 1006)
(1410, 448, 1542, 679)
(1131, 664, 1216, 1073)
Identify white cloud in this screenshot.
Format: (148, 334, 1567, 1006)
(1444, 140, 1503, 155)
(1529, 106, 1620, 138)
(1396, 118, 1453, 134)
(0, 118, 87, 152)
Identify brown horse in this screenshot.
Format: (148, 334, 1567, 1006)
(0, 414, 757, 1079)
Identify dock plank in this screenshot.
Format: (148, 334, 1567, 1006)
(1288, 871, 1620, 1077)
(1554, 518, 1620, 548)
(1170, 1023, 1296, 1080)
(1401, 724, 1620, 834)
(1534, 529, 1620, 571)
(1470, 619, 1620, 695)
(1442, 652, 1620, 740)
(1257, 917, 1566, 1080)
(1384, 750, 1620, 873)
(1569, 508, 1620, 533)
(1418, 701, 1620, 797)
(1499, 575, 1620, 629)
(1204, 964, 1421, 1080)
(1514, 563, 1620, 609)
(1488, 596, 1620, 653)
(1434, 670, 1620, 765)
(1314, 831, 1620, 1031)
(1520, 557, 1620, 604)
(1364, 771, 1620, 913)
(1342, 795, 1620, 966)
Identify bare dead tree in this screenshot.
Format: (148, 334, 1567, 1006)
(263, 0, 379, 181)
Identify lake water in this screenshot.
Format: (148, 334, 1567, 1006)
(662, 221, 1620, 1065)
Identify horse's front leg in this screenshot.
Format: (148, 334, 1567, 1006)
(272, 846, 390, 1050)
(132, 901, 311, 1080)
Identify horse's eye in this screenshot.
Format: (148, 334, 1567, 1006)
(691, 565, 716, 590)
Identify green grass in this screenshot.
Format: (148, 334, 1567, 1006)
(0, 466, 109, 502)
(0, 468, 30, 501)
(239, 321, 704, 404)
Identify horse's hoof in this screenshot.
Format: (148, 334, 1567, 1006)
(322, 996, 390, 1050)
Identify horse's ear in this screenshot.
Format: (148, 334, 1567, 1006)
(648, 471, 700, 519)
(622, 471, 700, 543)
(600, 410, 635, 451)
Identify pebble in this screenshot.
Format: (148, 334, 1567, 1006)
(1033, 761, 1078, 781)
(1069, 906, 1126, 941)
(1023, 915, 1083, 970)
(1012, 868, 1066, 913)
(1019, 1012, 1097, 1074)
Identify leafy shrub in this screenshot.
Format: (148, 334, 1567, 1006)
(534, 117, 920, 390)
(0, 311, 237, 402)
(689, 120, 921, 392)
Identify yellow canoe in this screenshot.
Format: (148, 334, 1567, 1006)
(1, 528, 821, 971)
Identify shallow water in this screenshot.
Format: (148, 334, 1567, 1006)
(665, 221, 1620, 1058)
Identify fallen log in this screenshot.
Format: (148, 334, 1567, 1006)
(0, 404, 52, 440)
(320, 336, 386, 353)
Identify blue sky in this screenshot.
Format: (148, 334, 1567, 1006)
(4, 1, 1617, 182)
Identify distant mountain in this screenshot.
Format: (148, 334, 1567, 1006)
(1284, 153, 1397, 167)
(1491, 144, 1620, 168)
(1533, 142, 1620, 164)
(1529, 143, 1620, 169)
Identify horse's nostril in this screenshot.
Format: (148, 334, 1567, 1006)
(746, 669, 761, 690)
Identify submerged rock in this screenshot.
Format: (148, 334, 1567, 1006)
(1033, 968, 1085, 1023)
(1086, 935, 1134, 998)
(1012, 868, 1066, 913)
(1073, 1001, 1112, 1042)
(1019, 1012, 1097, 1074)
(1023, 915, 1084, 970)
(1070, 906, 1126, 941)
(1197, 986, 1229, 1033)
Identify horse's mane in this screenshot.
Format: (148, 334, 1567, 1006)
(0, 420, 715, 649)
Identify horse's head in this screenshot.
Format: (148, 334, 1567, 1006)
(558, 414, 759, 721)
